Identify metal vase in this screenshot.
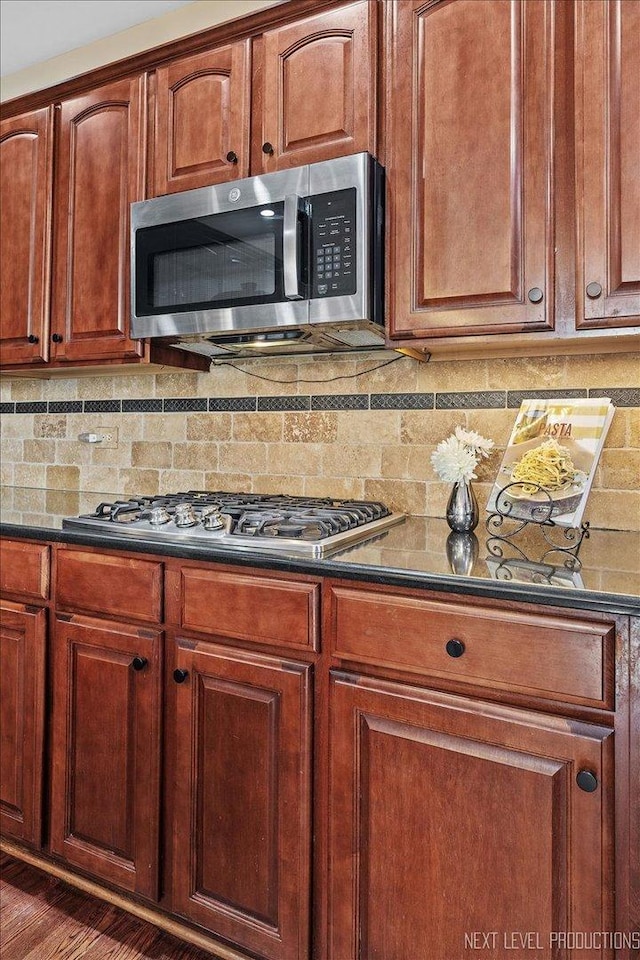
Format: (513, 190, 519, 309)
(446, 479, 479, 533)
(446, 531, 479, 576)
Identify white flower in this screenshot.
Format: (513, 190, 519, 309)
(454, 425, 494, 459)
(431, 436, 478, 483)
(431, 426, 494, 483)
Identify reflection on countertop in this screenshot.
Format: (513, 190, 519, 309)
(1, 485, 638, 611)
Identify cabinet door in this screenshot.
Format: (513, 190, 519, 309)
(0, 108, 52, 366)
(171, 639, 312, 960)
(0, 601, 46, 847)
(328, 673, 614, 960)
(50, 77, 146, 362)
(575, 0, 640, 328)
(49, 615, 162, 899)
(154, 41, 251, 195)
(256, 0, 376, 172)
(386, 0, 554, 340)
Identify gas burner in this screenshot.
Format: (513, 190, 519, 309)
(63, 491, 405, 558)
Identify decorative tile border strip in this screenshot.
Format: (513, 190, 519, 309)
(0, 387, 638, 415)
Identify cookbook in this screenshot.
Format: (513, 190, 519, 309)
(487, 398, 615, 528)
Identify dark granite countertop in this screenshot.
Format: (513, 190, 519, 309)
(1, 486, 638, 616)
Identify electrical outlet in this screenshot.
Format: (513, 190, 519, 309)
(100, 426, 118, 449)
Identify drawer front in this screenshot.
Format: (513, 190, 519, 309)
(56, 549, 163, 623)
(180, 567, 320, 651)
(0, 539, 49, 600)
(330, 586, 613, 707)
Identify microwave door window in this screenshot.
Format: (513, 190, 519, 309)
(135, 203, 286, 316)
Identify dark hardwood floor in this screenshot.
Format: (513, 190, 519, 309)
(0, 854, 220, 959)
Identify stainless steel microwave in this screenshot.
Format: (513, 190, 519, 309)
(130, 153, 384, 359)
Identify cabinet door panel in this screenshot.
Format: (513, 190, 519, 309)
(154, 42, 250, 194)
(50, 616, 162, 898)
(51, 77, 146, 361)
(0, 601, 46, 847)
(576, 0, 640, 327)
(387, 0, 554, 338)
(0, 108, 52, 365)
(258, 0, 376, 171)
(171, 640, 311, 960)
(329, 674, 614, 960)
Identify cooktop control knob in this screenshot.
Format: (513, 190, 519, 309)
(174, 503, 198, 527)
(202, 508, 225, 530)
(148, 506, 171, 525)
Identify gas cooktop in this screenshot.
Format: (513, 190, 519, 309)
(62, 491, 405, 558)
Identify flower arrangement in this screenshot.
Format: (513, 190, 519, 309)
(431, 426, 494, 484)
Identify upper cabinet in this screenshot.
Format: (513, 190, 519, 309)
(50, 77, 147, 362)
(575, 0, 640, 329)
(254, 0, 377, 172)
(385, 0, 555, 341)
(0, 108, 52, 366)
(153, 41, 251, 194)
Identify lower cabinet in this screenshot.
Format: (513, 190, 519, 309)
(0, 600, 47, 847)
(170, 637, 313, 960)
(327, 672, 614, 960)
(49, 614, 162, 899)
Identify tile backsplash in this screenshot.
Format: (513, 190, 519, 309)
(1, 351, 638, 530)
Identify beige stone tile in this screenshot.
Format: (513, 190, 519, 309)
(159, 468, 205, 490)
(46, 465, 80, 490)
(603, 408, 628, 447)
(424, 481, 454, 519)
(197, 365, 250, 398)
(267, 443, 322, 476)
(400, 410, 464, 445)
(218, 442, 267, 475)
(173, 442, 219, 472)
(337, 410, 401, 444)
(283, 412, 337, 443)
(120, 469, 160, 496)
(2, 414, 33, 441)
(77, 377, 115, 399)
(78, 465, 120, 492)
(466, 410, 516, 447)
(407, 446, 443, 482)
(559, 353, 639, 388)
(486, 356, 568, 390)
(186, 413, 232, 442)
(419, 358, 489, 393)
(116, 375, 156, 399)
(357, 353, 418, 394)
(90, 443, 131, 467)
(253, 475, 306, 496)
(0, 439, 22, 461)
(629, 407, 640, 448)
(0, 463, 14, 485)
(143, 414, 186, 442)
(584, 489, 640, 531)
(297, 356, 358, 395)
(116, 413, 144, 442)
(303, 476, 365, 500)
(10, 379, 44, 401)
(154, 372, 200, 397)
(132, 441, 172, 468)
(0, 379, 12, 402)
(245, 360, 301, 396)
(381, 446, 410, 478)
(44, 378, 79, 401)
(363, 478, 427, 515)
(233, 412, 282, 442)
(23, 439, 55, 463)
(203, 471, 253, 492)
(599, 449, 640, 491)
(33, 414, 65, 438)
(322, 443, 381, 478)
(55, 440, 93, 465)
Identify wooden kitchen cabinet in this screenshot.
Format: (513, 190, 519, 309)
(0, 107, 52, 366)
(170, 637, 312, 960)
(327, 672, 614, 960)
(253, 0, 377, 173)
(50, 76, 147, 363)
(575, 0, 640, 328)
(0, 600, 47, 848)
(385, 0, 555, 341)
(153, 41, 251, 195)
(49, 614, 162, 899)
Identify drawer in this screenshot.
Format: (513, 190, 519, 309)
(330, 586, 614, 708)
(179, 566, 320, 651)
(56, 548, 163, 623)
(0, 539, 49, 600)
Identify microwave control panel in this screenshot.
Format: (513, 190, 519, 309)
(310, 188, 357, 298)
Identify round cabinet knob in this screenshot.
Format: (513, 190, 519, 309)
(261, 142, 274, 155)
(586, 281, 603, 299)
(27, 334, 39, 344)
(173, 668, 189, 684)
(576, 769, 598, 793)
(51, 333, 63, 343)
(131, 656, 147, 671)
(527, 287, 544, 304)
(226, 150, 238, 164)
(445, 638, 466, 658)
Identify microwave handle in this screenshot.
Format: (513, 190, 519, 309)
(283, 194, 302, 300)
